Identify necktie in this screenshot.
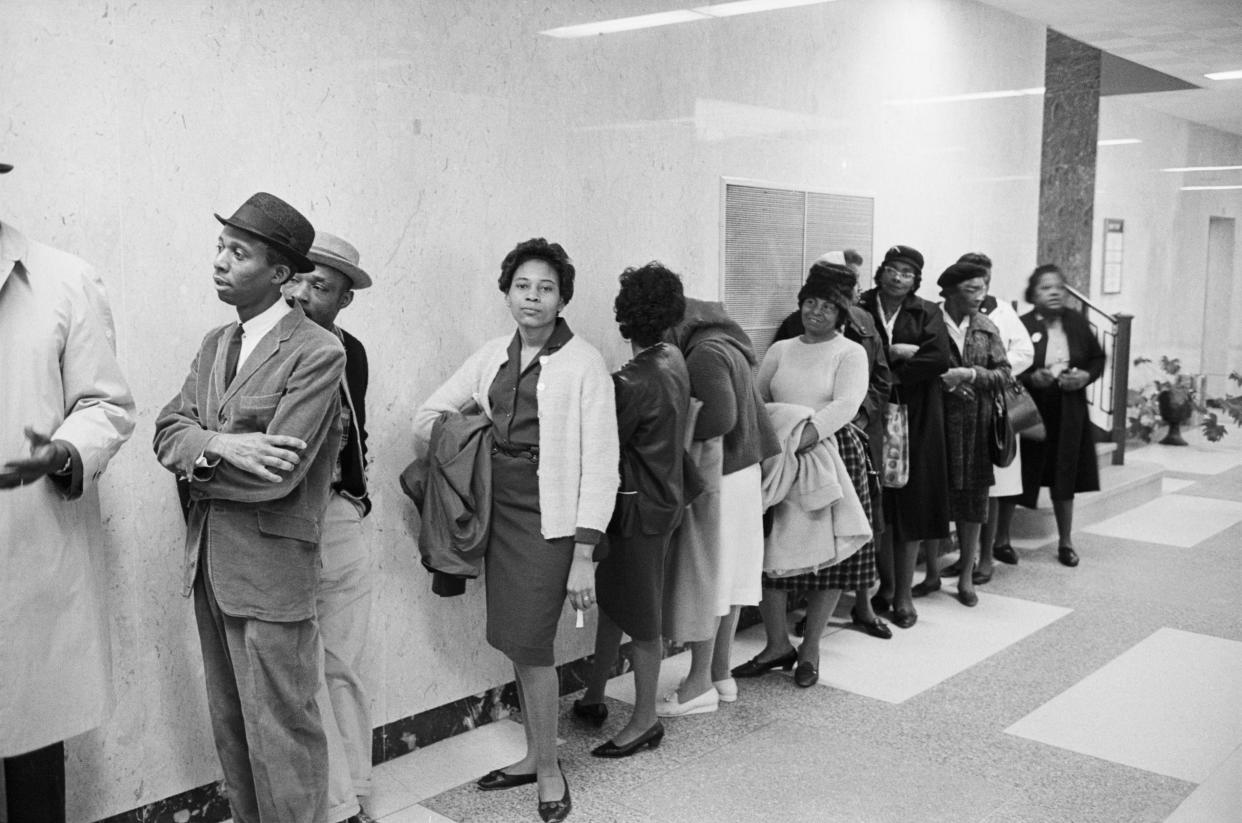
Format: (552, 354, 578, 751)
(224, 323, 244, 385)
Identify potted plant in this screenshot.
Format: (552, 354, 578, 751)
(1127, 356, 1242, 444)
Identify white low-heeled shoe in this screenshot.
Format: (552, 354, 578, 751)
(713, 677, 738, 703)
(655, 686, 719, 717)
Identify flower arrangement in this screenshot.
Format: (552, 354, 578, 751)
(1126, 356, 1242, 443)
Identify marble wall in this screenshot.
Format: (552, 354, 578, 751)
(1038, 29, 1101, 293)
(0, 1, 1046, 819)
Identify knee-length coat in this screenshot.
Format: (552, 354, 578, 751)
(858, 289, 951, 542)
(1016, 308, 1106, 506)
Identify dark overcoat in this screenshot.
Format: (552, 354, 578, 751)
(1015, 308, 1106, 506)
(858, 289, 951, 542)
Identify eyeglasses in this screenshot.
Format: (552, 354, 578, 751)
(881, 266, 917, 280)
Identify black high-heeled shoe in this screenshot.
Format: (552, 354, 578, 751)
(591, 722, 664, 758)
(730, 648, 797, 678)
(891, 607, 918, 629)
(571, 698, 608, 728)
(538, 764, 572, 823)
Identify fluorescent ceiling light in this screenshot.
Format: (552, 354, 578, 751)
(1204, 69, 1242, 81)
(1162, 165, 1242, 173)
(541, 0, 837, 37)
(542, 9, 704, 38)
(1182, 184, 1242, 191)
(1098, 138, 1141, 146)
(887, 86, 1044, 105)
(694, 0, 835, 17)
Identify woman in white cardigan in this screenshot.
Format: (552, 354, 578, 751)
(412, 239, 618, 823)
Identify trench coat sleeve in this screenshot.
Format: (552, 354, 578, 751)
(892, 303, 951, 387)
(856, 320, 892, 432)
(153, 339, 346, 503)
(48, 267, 136, 499)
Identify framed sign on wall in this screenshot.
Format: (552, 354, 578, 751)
(1102, 218, 1124, 294)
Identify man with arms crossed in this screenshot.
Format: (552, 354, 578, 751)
(154, 192, 345, 823)
(1, 159, 135, 823)
(283, 231, 375, 823)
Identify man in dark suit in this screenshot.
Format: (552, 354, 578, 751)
(153, 192, 346, 823)
(282, 231, 374, 823)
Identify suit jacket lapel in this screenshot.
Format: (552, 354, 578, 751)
(220, 308, 302, 405)
(215, 323, 243, 400)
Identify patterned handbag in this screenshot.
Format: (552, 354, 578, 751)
(880, 401, 909, 488)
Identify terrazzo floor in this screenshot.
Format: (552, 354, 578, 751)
(346, 433, 1242, 822)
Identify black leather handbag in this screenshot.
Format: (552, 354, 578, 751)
(989, 387, 1017, 468)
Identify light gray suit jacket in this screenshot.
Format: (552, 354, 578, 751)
(154, 303, 346, 621)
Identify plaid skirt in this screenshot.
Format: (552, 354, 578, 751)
(764, 425, 878, 592)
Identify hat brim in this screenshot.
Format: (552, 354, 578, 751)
(215, 213, 315, 273)
(886, 255, 922, 274)
(307, 251, 372, 289)
(0, 163, 12, 174)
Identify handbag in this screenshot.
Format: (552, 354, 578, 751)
(989, 387, 1017, 468)
(880, 400, 909, 488)
(1005, 380, 1045, 441)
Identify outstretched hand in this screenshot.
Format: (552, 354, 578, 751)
(0, 427, 70, 490)
(205, 432, 306, 482)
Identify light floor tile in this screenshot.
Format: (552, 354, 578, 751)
(1082, 494, 1242, 547)
(1164, 742, 1242, 823)
(1007, 628, 1242, 783)
(378, 804, 457, 823)
(1162, 477, 1196, 494)
(1130, 440, 1242, 476)
(369, 718, 529, 812)
(793, 591, 1069, 703)
(607, 592, 1068, 706)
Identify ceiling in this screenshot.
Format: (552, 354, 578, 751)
(976, 0, 1242, 136)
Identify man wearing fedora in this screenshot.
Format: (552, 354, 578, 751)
(154, 192, 346, 823)
(282, 231, 375, 823)
(1, 160, 136, 823)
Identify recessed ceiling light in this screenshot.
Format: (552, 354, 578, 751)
(1182, 184, 1242, 191)
(542, 10, 706, 38)
(1204, 69, 1242, 81)
(887, 87, 1044, 105)
(694, 0, 836, 17)
(1098, 138, 1141, 146)
(1162, 165, 1242, 172)
(541, 0, 838, 37)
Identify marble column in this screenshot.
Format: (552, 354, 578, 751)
(1038, 30, 1101, 293)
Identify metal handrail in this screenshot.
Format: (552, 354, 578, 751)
(1064, 284, 1133, 465)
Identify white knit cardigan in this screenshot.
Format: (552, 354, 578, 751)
(413, 333, 619, 540)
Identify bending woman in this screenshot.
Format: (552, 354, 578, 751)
(412, 239, 618, 823)
(577, 263, 690, 757)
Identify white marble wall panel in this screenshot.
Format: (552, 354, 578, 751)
(0, 1, 1045, 819)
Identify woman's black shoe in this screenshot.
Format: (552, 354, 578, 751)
(911, 579, 941, 598)
(891, 607, 917, 629)
(730, 648, 797, 678)
(850, 608, 893, 639)
(1058, 546, 1080, 567)
(538, 765, 572, 823)
(870, 593, 892, 614)
(477, 768, 537, 791)
(793, 660, 819, 688)
(993, 544, 1018, 565)
(591, 722, 664, 758)
(972, 567, 993, 585)
(571, 699, 608, 727)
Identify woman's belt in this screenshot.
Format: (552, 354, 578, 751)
(491, 442, 540, 463)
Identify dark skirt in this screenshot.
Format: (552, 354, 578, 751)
(1017, 387, 1100, 507)
(883, 382, 951, 544)
(595, 531, 671, 641)
(947, 486, 988, 523)
(485, 452, 574, 666)
(764, 426, 878, 592)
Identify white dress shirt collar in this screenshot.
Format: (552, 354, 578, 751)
(237, 298, 292, 368)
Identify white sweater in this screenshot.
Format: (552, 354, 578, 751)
(413, 333, 619, 540)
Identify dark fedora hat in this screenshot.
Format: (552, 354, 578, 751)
(215, 192, 315, 273)
(0, 163, 12, 174)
